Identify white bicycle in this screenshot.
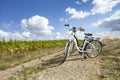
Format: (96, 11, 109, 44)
(61, 24, 102, 63)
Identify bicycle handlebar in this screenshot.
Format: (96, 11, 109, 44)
(64, 24, 69, 26)
(64, 24, 95, 37)
(64, 24, 85, 32)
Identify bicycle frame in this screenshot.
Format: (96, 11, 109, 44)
(68, 31, 89, 53)
(65, 24, 100, 54)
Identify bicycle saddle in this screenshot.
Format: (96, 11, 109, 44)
(85, 33, 93, 36)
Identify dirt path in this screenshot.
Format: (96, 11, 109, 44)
(0, 50, 63, 80)
(0, 50, 101, 80)
(37, 52, 100, 80)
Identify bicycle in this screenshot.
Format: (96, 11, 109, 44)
(61, 24, 102, 63)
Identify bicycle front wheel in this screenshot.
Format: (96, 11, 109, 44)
(85, 40, 102, 58)
(61, 41, 74, 63)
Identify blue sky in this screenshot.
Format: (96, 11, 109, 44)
(0, 0, 120, 40)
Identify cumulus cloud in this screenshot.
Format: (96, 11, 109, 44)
(75, 1, 81, 5)
(91, 0, 120, 14)
(82, 0, 89, 3)
(95, 31, 120, 39)
(0, 30, 36, 41)
(92, 10, 120, 31)
(21, 15, 54, 35)
(65, 7, 90, 19)
(21, 31, 33, 38)
(56, 32, 64, 39)
(59, 17, 68, 22)
(0, 15, 55, 41)
(0, 30, 24, 41)
(64, 0, 120, 20)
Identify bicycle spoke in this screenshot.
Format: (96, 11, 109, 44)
(85, 40, 102, 58)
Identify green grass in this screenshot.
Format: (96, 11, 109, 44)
(99, 38, 120, 80)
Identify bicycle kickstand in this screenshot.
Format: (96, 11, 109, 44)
(83, 53, 87, 59)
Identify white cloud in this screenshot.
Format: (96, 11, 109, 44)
(0, 30, 9, 38)
(95, 32, 111, 38)
(0, 30, 25, 41)
(92, 10, 120, 31)
(21, 15, 54, 35)
(82, 0, 89, 3)
(75, 1, 81, 5)
(21, 31, 32, 38)
(0, 15, 55, 41)
(95, 31, 120, 39)
(65, 30, 85, 39)
(0, 30, 37, 41)
(1, 21, 14, 28)
(59, 17, 68, 22)
(2, 23, 12, 28)
(56, 32, 64, 39)
(91, 0, 120, 14)
(65, 7, 90, 19)
(64, 0, 120, 20)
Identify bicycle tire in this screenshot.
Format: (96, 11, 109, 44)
(68, 41, 74, 56)
(61, 41, 71, 63)
(85, 40, 102, 58)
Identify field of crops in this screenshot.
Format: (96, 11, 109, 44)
(0, 40, 67, 57)
(0, 40, 67, 70)
(0, 39, 84, 70)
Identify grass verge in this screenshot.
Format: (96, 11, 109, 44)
(7, 55, 62, 80)
(0, 47, 63, 70)
(99, 38, 120, 80)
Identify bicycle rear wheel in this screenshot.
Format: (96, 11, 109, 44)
(85, 40, 102, 58)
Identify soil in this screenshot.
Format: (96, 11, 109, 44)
(0, 50, 101, 80)
(0, 50, 63, 80)
(37, 52, 100, 80)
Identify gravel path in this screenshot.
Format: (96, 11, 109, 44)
(38, 52, 100, 80)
